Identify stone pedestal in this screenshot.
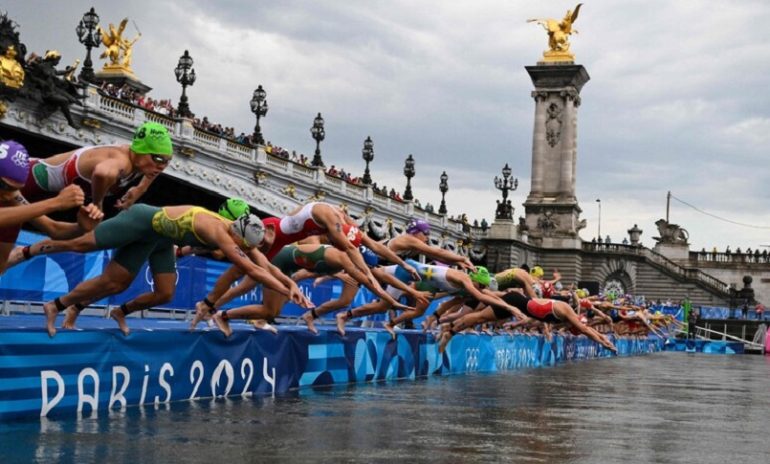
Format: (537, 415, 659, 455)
(653, 242, 690, 262)
(488, 219, 517, 241)
(94, 67, 151, 96)
(523, 63, 589, 249)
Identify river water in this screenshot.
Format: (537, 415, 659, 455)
(2, 352, 769, 463)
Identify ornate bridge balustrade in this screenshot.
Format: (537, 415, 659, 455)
(690, 250, 770, 265)
(1, 88, 485, 257)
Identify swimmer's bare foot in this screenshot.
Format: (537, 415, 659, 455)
(43, 301, 58, 337)
(438, 330, 452, 354)
(213, 311, 232, 338)
(382, 321, 396, 340)
(252, 319, 278, 334)
(336, 312, 348, 336)
(7, 245, 28, 268)
(109, 308, 130, 336)
(301, 311, 318, 335)
(189, 301, 211, 331)
(62, 307, 80, 329)
(421, 315, 437, 332)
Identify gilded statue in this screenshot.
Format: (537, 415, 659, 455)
(98, 18, 141, 72)
(63, 59, 80, 82)
(527, 3, 582, 62)
(0, 45, 24, 89)
(282, 183, 297, 199)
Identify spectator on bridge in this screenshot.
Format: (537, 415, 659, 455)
(742, 302, 749, 319)
(756, 303, 765, 321)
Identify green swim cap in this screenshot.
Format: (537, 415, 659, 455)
(218, 197, 250, 220)
(131, 122, 173, 156)
(469, 266, 491, 287)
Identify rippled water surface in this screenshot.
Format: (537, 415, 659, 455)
(2, 352, 770, 463)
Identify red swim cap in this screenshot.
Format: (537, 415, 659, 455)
(342, 223, 363, 247)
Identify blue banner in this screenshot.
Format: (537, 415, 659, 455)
(0, 231, 351, 312)
(663, 338, 744, 354)
(0, 316, 663, 421)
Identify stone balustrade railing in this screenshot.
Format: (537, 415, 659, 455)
(690, 250, 770, 265)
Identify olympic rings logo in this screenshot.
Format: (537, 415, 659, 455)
(465, 348, 480, 372)
(145, 267, 180, 291)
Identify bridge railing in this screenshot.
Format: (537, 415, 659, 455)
(690, 250, 770, 264)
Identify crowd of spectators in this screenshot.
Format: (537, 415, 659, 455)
(99, 82, 176, 117)
(265, 143, 311, 166)
(191, 116, 252, 144)
(99, 83, 252, 146)
(697, 246, 770, 263)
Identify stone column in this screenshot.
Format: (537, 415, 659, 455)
(522, 63, 589, 249)
(529, 92, 547, 197)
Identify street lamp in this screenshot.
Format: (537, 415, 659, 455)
(174, 50, 196, 118)
(310, 112, 325, 167)
(361, 136, 374, 185)
(403, 154, 415, 201)
(249, 85, 268, 145)
(596, 198, 602, 240)
(76, 7, 101, 83)
(494, 163, 518, 219)
(439, 171, 449, 215)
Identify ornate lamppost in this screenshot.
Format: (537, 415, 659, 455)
(596, 198, 602, 240)
(361, 136, 374, 185)
(76, 7, 101, 83)
(494, 163, 518, 219)
(439, 171, 449, 215)
(174, 50, 196, 118)
(403, 154, 415, 201)
(249, 85, 268, 145)
(310, 112, 325, 167)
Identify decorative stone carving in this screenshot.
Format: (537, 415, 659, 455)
(282, 183, 297, 199)
(253, 169, 267, 185)
(537, 210, 559, 236)
(653, 219, 689, 245)
(306, 190, 326, 202)
(545, 102, 563, 147)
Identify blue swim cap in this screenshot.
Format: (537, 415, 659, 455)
(359, 246, 379, 267)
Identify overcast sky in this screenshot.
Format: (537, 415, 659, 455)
(6, 0, 770, 250)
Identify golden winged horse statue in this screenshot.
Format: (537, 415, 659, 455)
(528, 3, 582, 62)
